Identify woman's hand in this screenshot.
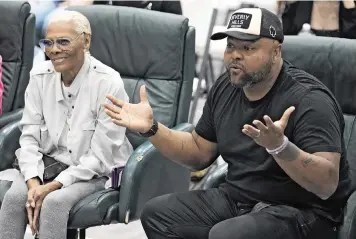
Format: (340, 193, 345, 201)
(26, 178, 41, 235)
(26, 180, 62, 234)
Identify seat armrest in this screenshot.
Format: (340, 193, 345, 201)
(67, 188, 120, 228)
(201, 162, 228, 190)
(338, 190, 356, 239)
(0, 108, 23, 129)
(0, 120, 21, 171)
(117, 123, 195, 223)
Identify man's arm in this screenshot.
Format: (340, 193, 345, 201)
(272, 144, 339, 200)
(149, 85, 218, 171)
(244, 89, 344, 200)
(105, 85, 219, 171)
(273, 90, 343, 200)
(149, 126, 218, 171)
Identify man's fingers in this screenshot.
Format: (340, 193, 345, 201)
(111, 119, 128, 128)
(263, 115, 275, 129)
(139, 85, 148, 103)
(242, 124, 261, 138)
(104, 109, 121, 121)
(280, 106, 295, 123)
(103, 103, 121, 114)
(106, 94, 124, 108)
(252, 120, 268, 132)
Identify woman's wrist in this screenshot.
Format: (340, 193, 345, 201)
(26, 177, 41, 189)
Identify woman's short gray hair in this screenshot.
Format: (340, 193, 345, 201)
(47, 9, 92, 35)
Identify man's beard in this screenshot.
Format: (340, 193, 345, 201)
(227, 58, 273, 88)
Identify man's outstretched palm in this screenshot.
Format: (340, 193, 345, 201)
(104, 85, 154, 133)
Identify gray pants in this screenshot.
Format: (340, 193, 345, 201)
(0, 176, 106, 239)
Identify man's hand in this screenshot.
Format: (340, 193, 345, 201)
(104, 85, 154, 133)
(242, 106, 295, 149)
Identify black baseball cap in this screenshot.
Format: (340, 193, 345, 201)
(211, 7, 284, 43)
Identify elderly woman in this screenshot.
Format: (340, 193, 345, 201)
(0, 10, 133, 239)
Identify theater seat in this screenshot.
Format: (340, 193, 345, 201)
(0, 5, 195, 238)
(201, 36, 356, 239)
(0, 1, 35, 129)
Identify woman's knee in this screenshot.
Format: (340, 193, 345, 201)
(41, 191, 66, 214)
(3, 183, 27, 206)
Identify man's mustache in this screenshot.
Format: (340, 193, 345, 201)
(228, 62, 245, 71)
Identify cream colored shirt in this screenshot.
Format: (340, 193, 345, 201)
(15, 55, 133, 188)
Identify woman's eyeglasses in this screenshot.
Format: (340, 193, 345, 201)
(39, 32, 85, 52)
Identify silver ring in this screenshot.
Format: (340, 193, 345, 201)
(26, 203, 31, 208)
(255, 130, 261, 138)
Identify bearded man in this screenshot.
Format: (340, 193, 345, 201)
(105, 7, 351, 239)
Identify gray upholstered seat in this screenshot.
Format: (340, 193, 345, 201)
(0, 1, 35, 129)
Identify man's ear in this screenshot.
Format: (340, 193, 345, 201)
(273, 43, 282, 62)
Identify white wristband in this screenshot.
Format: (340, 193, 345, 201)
(266, 136, 289, 155)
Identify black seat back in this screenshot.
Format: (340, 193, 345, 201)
(0, 1, 35, 114)
(282, 36, 356, 190)
(67, 5, 195, 149)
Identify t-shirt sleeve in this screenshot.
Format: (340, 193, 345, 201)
(292, 89, 343, 154)
(194, 90, 217, 143)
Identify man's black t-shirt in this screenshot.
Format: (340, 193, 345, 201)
(195, 60, 352, 222)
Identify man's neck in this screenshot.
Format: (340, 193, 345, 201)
(243, 59, 283, 101)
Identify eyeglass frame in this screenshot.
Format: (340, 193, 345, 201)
(39, 32, 86, 52)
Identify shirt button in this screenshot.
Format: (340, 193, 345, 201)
(47, 69, 50, 72)
(69, 150, 72, 153)
(72, 106, 74, 109)
(93, 66, 96, 69)
(68, 94, 72, 98)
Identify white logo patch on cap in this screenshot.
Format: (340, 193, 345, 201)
(220, 8, 262, 37)
(269, 25, 276, 37)
(228, 13, 252, 29)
